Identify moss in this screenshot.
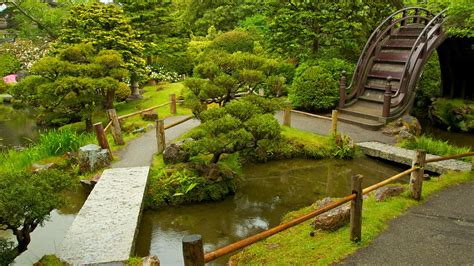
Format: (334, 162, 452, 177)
(232, 171, 474, 265)
(126, 257, 144, 265)
(34, 255, 66, 266)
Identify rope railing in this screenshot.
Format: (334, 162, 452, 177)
(182, 150, 473, 265)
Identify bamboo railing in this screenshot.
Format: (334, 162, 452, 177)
(183, 150, 473, 265)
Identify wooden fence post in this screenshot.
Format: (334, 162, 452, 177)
(170, 94, 177, 115)
(283, 108, 291, 127)
(182, 235, 204, 266)
(156, 119, 165, 154)
(410, 149, 426, 200)
(331, 110, 338, 135)
(106, 109, 124, 145)
(93, 122, 112, 158)
(350, 174, 363, 242)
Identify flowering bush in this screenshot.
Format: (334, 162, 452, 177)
(146, 65, 182, 83)
(0, 38, 51, 69)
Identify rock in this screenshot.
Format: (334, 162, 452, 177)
(398, 128, 415, 141)
(311, 203, 350, 231)
(163, 140, 190, 164)
(133, 127, 146, 134)
(374, 186, 405, 202)
(78, 144, 110, 173)
(382, 115, 421, 139)
(141, 110, 158, 121)
(143, 256, 160, 266)
(31, 163, 55, 173)
(400, 115, 422, 136)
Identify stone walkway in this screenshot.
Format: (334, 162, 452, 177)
(358, 141, 472, 174)
(58, 167, 150, 265)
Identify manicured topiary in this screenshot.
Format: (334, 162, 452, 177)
(290, 66, 338, 112)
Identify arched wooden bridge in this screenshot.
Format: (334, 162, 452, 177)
(338, 7, 473, 130)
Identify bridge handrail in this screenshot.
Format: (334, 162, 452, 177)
(189, 150, 473, 264)
(390, 9, 448, 108)
(345, 7, 433, 102)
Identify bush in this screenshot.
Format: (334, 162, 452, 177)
(430, 98, 474, 132)
(208, 30, 255, 53)
(413, 52, 441, 118)
(115, 82, 131, 102)
(0, 52, 21, 77)
(290, 66, 338, 112)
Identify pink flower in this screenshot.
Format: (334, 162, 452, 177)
(3, 74, 17, 84)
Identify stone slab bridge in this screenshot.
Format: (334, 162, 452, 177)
(58, 167, 150, 265)
(358, 142, 471, 174)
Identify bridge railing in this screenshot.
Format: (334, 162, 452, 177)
(182, 150, 474, 265)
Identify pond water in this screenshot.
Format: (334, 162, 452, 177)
(0, 105, 38, 150)
(6, 157, 406, 265)
(134, 157, 406, 265)
(423, 125, 474, 150)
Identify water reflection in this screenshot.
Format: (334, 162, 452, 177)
(135, 157, 406, 265)
(0, 106, 38, 150)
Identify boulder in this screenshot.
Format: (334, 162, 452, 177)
(78, 144, 110, 173)
(374, 186, 405, 202)
(142, 256, 160, 266)
(141, 110, 158, 121)
(310, 197, 350, 231)
(163, 140, 190, 164)
(31, 163, 55, 173)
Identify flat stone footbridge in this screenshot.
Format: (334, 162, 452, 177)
(358, 142, 472, 174)
(58, 167, 150, 265)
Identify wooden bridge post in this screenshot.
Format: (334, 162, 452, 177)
(170, 94, 177, 115)
(283, 108, 291, 127)
(156, 119, 165, 154)
(182, 235, 205, 266)
(331, 110, 338, 135)
(106, 109, 124, 145)
(338, 71, 347, 108)
(93, 122, 112, 158)
(410, 150, 426, 200)
(382, 76, 392, 118)
(350, 174, 363, 242)
(401, 10, 407, 26)
(414, 8, 419, 23)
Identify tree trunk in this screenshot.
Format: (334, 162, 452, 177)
(311, 38, 319, 55)
(105, 89, 115, 110)
(15, 227, 31, 254)
(211, 153, 221, 164)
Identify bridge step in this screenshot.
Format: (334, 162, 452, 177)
(383, 39, 417, 49)
(58, 167, 150, 265)
(366, 79, 400, 91)
(339, 101, 383, 120)
(358, 142, 472, 174)
(368, 70, 402, 80)
(375, 52, 409, 64)
(336, 113, 385, 130)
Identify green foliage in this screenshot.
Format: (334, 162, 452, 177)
(184, 96, 283, 164)
(330, 134, 356, 159)
(59, 2, 145, 80)
(35, 255, 66, 266)
(413, 52, 441, 118)
(445, 2, 474, 38)
(430, 98, 474, 132)
(11, 44, 128, 129)
(290, 66, 338, 112)
(294, 58, 354, 90)
(400, 135, 471, 161)
(0, 38, 51, 70)
(208, 30, 255, 53)
(0, 52, 21, 76)
(0, 79, 11, 94)
(0, 239, 16, 266)
(0, 129, 95, 172)
(0, 169, 74, 255)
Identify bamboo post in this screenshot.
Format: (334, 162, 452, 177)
(106, 109, 124, 145)
(156, 119, 165, 154)
(410, 150, 426, 200)
(350, 174, 363, 242)
(331, 110, 338, 135)
(183, 235, 204, 266)
(283, 108, 291, 127)
(93, 122, 112, 158)
(170, 94, 177, 115)
(338, 71, 347, 108)
(383, 76, 392, 118)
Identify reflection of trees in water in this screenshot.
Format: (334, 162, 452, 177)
(0, 107, 38, 148)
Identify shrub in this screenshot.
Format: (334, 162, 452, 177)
(430, 98, 474, 132)
(290, 66, 338, 112)
(115, 82, 131, 102)
(208, 30, 255, 53)
(0, 52, 21, 77)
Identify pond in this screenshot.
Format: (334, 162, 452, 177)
(423, 125, 474, 150)
(0, 106, 38, 150)
(8, 157, 406, 265)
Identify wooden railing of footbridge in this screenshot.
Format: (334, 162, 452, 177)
(182, 150, 474, 265)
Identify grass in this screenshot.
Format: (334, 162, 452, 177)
(231, 170, 474, 265)
(34, 255, 66, 266)
(0, 129, 95, 172)
(399, 135, 471, 161)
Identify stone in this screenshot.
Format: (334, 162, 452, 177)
(382, 115, 421, 139)
(400, 115, 422, 136)
(78, 144, 111, 173)
(143, 255, 160, 266)
(398, 128, 415, 141)
(374, 186, 405, 202)
(133, 127, 146, 134)
(141, 110, 158, 121)
(31, 162, 55, 173)
(311, 202, 350, 231)
(163, 140, 190, 164)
